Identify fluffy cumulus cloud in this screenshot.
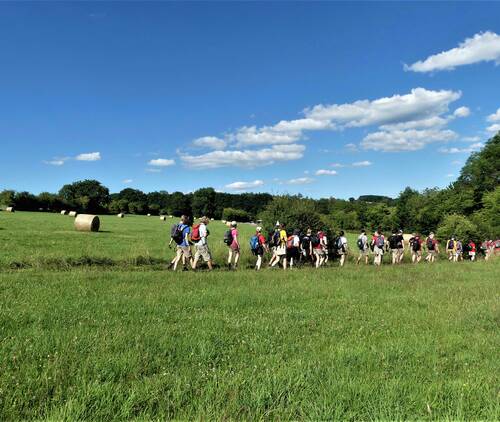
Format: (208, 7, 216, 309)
(362, 129, 457, 152)
(122, 179, 133, 184)
(405, 31, 500, 72)
(182, 88, 464, 165)
(462, 136, 481, 142)
(453, 106, 471, 118)
(75, 152, 101, 161)
(286, 177, 315, 185)
(225, 180, 264, 191)
(148, 158, 176, 167)
(487, 108, 500, 122)
(315, 169, 338, 176)
(192, 136, 226, 150)
(181, 144, 305, 169)
(486, 123, 500, 133)
(439, 142, 484, 154)
(305, 88, 460, 128)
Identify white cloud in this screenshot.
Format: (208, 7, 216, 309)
(486, 123, 500, 133)
(232, 125, 302, 147)
(445, 173, 455, 178)
(315, 169, 338, 176)
(181, 144, 305, 169)
(146, 168, 162, 173)
(330, 163, 345, 168)
(462, 136, 481, 142)
(453, 106, 471, 118)
(344, 143, 358, 152)
(122, 179, 133, 184)
(192, 136, 226, 150)
(405, 31, 500, 72)
(225, 180, 264, 191)
(352, 160, 372, 167)
(451, 160, 462, 165)
(43, 159, 65, 166)
(148, 158, 176, 167)
(362, 129, 457, 152)
(380, 115, 449, 131)
(305, 88, 460, 128)
(286, 177, 315, 185)
(439, 142, 484, 154)
(76, 152, 101, 161)
(487, 108, 500, 122)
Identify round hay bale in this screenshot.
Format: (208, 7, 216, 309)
(147, 213, 151, 217)
(117, 213, 124, 218)
(74, 214, 100, 232)
(210, 218, 214, 221)
(61, 210, 67, 215)
(160, 216, 167, 221)
(221, 220, 226, 224)
(5, 207, 14, 212)
(68, 211, 77, 217)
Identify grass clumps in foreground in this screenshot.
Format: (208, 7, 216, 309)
(1, 262, 499, 420)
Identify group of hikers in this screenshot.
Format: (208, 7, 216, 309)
(167, 215, 498, 271)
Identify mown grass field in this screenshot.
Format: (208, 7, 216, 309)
(0, 211, 499, 420)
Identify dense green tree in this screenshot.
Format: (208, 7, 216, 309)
(222, 208, 251, 223)
(191, 188, 217, 218)
(436, 214, 480, 243)
(58, 180, 110, 213)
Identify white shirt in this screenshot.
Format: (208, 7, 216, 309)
(358, 234, 368, 249)
(196, 223, 208, 246)
(340, 236, 347, 247)
(292, 235, 300, 247)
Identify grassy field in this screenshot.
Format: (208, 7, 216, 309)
(0, 212, 499, 420)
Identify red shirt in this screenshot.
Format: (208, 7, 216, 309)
(469, 242, 476, 252)
(257, 234, 266, 245)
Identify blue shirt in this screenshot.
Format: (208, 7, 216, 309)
(179, 224, 190, 247)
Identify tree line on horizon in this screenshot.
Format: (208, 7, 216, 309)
(1, 133, 499, 240)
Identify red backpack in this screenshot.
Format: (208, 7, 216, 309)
(191, 224, 201, 242)
(286, 235, 294, 249)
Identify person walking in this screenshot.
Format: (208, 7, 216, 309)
(397, 230, 405, 263)
(371, 230, 385, 266)
(313, 231, 326, 268)
(250, 226, 268, 270)
(388, 229, 400, 265)
(300, 229, 314, 266)
(226, 221, 240, 270)
(446, 236, 457, 261)
(356, 229, 369, 265)
(337, 230, 348, 267)
(425, 232, 439, 263)
(191, 216, 213, 271)
(171, 215, 192, 271)
(409, 233, 422, 263)
(271, 223, 288, 270)
(455, 239, 463, 261)
(286, 229, 301, 268)
(468, 239, 476, 261)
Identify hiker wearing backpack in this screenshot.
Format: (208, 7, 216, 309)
(191, 216, 213, 271)
(424, 232, 439, 263)
(371, 230, 385, 266)
(271, 223, 288, 270)
(300, 229, 314, 266)
(409, 233, 422, 263)
(313, 230, 327, 268)
(388, 229, 401, 265)
(250, 226, 268, 270)
(446, 236, 457, 262)
(337, 230, 348, 267)
(267, 224, 281, 268)
(468, 240, 476, 261)
(171, 215, 193, 271)
(356, 229, 369, 265)
(286, 229, 301, 268)
(225, 221, 240, 270)
(455, 239, 463, 261)
(321, 231, 329, 264)
(396, 230, 405, 263)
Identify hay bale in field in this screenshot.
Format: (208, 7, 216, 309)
(74, 214, 100, 232)
(160, 216, 167, 221)
(147, 213, 151, 217)
(221, 220, 226, 224)
(5, 207, 14, 212)
(117, 213, 124, 218)
(210, 218, 214, 221)
(68, 211, 77, 217)
(60, 210, 67, 215)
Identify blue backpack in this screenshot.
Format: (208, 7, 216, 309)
(249, 235, 259, 251)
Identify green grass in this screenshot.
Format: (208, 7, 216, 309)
(0, 212, 499, 420)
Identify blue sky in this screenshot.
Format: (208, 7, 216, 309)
(1, 2, 500, 199)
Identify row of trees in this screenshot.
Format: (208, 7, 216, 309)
(1, 133, 499, 240)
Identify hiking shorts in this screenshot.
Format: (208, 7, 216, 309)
(358, 248, 369, 256)
(176, 245, 192, 259)
(195, 244, 211, 262)
(374, 246, 384, 256)
(276, 246, 287, 256)
(314, 248, 325, 257)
